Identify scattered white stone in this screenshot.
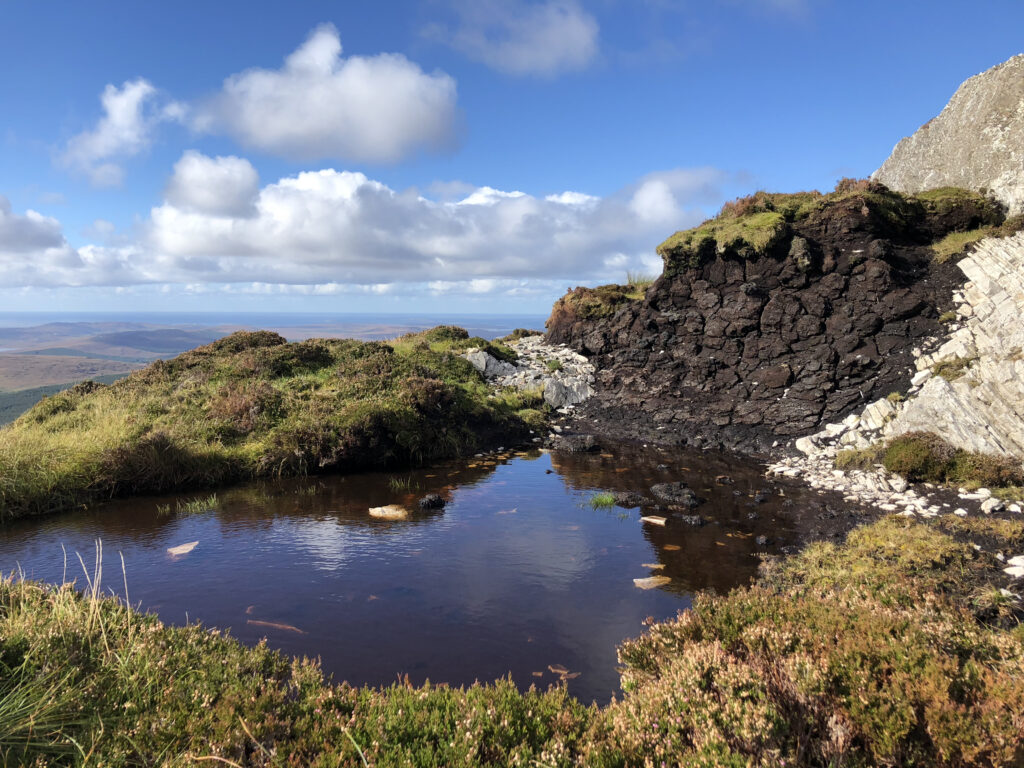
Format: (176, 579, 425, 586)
(369, 505, 408, 520)
(954, 508, 968, 517)
(981, 498, 1005, 514)
(1004, 565, 1024, 579)
(910, 369, 932, 387)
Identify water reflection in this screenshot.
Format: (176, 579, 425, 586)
(0, 443, 819, 703)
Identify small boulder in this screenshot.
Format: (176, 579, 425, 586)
(418, 493, 446, 510)
(650, 482, 701, 508)
(612, 491, 652, 508)
(554, 433, 599, 453)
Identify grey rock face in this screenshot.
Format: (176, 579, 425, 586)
(873, 54, 1024, 215)
(463, 349, 517, 378)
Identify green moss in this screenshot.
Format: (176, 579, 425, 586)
(655, 181, 926, 271)
(554, 284, 638, 320)
(916, 186, 1003, 219)
(879, 431, 1024, 488)
(658, 210, 789, 268)
(0, 328, 540, 520)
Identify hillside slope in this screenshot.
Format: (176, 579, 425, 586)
(0, 327, 542, 519)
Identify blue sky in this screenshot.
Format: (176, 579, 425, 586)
(1, 1, 1022, 315)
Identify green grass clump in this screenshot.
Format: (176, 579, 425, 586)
(3, 517, 1022, 765)
(932, 355, 977, 381)
(881, 431, 1024, 488)
(933, 228, 994, 262)
(835, 444, 884, 471)
(932, 213, 1024, 263)
(915, 186, 1003, 221)
(551, 284, 639, 320)
(588, 492, 616, 509)
(546, 359, 563, 372)
(499, 328, 542, 343)
(623, 271, 656, 299)
(0, 328, 539, 520)
(160, 493, 220, 517)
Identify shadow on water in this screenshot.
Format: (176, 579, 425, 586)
(0, 442, 821, 704)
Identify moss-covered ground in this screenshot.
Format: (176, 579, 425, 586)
(2, 514, 1021, 765)
(0, 326, 543, 521)
(656, 180, 1006, 271)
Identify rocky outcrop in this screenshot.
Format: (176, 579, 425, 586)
(894, 232, 1024, 454)
(547, 185, 979, 453)
(873, 54, 1024, 216)
(463, 335, 595, 410)
(769, 232, 1024, 520)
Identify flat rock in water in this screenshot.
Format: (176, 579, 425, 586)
(369, 505, 409, 520)
(640, 515, 667, 526)
(167, 541, 198, 556)
(633, 575, 671, 590)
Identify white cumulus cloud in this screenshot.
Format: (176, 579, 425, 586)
(164, 151, 260, 217)
(59, 79, 184, 187)
(429, 0, 599, 76)
(195, 24, 458, 164)
(0, 159, 727, 292)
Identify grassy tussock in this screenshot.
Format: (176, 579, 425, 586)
(3, 517, 1022, 765)
(837, 432, 1024, 490)
(0, 328, 540, 521)
(931, 214, 1024, 263)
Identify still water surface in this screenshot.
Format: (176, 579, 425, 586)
(0, 444, 811, 703)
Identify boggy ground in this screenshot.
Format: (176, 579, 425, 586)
(547, 182, 1021, 455)
(0, 326, 543, 521)
(2, 513, 1021, 766)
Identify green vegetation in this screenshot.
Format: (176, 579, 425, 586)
(600, 515, 1024, 767)
(546, 359, 563, 372)
(167, 493, 220, 517)
(915, 186, 1004, 222)
(0, 373, 130, 427)
(4, 514, 1021, 765)
(933, 355, 977, 381)
(655, 179, 1015, 272)
(886, 391, 905, 403)
(498, 328, 542, 343)
(837, 431, 1024, 490)
(882, 431, 1024, 488)
(624, 271, 656, 299)
(387, 475, 420, 493)
(588, 492, 616, 508)
(932, 213, 1024, 263)
(834, 443, 885, 471)
(656, 181, 915, 269)
(0, 328, 543, 521)
(938, 310, 958, 323)
(552, 284, 640, 320)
